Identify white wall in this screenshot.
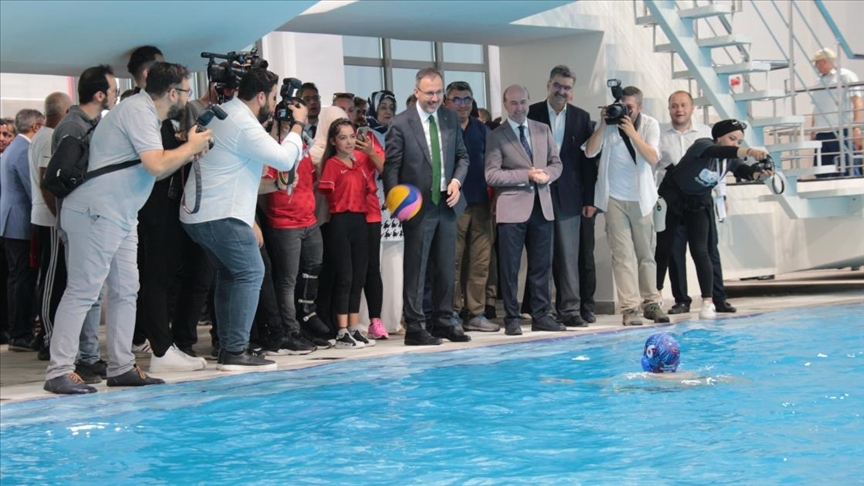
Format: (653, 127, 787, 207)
(260, 31, 346, 104)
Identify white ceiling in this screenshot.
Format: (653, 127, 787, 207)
(0, 0, 585, 77)
(0, 0, 317, 76)
(279, 1, 585, 46)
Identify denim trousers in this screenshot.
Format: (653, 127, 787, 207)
(182, 218, 265, 354)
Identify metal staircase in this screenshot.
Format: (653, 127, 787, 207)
(633, 0, 863, 219)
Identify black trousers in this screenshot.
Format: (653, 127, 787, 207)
(135, 177, 183, 357)
(402, 196, 457, 332)
(251, 244, 285, 349)
(499, 198, 554, 322)
(316, 223, 337, 337)
(655, 182, 714, 299)
(578, 214, 597, 314)
(669, 214, 728, 305)
(0, 238, 6, 338)
(327, 212, 369, 316)
(171, 229, 214, 349)
(4, 237, 36, 340)
(363, 222, 384, 319)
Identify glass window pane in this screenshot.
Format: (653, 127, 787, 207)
(390, 39, 434, 62)
(344, 65, 384, 103)
(343, 36, 381, 58)
(391, 68, 420, 115)
(444, 71, 487, 111)
(443, 43, 484, 64)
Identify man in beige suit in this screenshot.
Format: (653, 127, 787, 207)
(485, 85, 563, 335)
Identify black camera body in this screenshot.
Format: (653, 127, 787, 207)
(201, 49, 268, 102)
(751, 154, 775, 172)
(274, 77, 304, 124)
(605, 79, 632, 125)
(195, 104, 229, 150)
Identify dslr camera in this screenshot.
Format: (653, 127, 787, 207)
(201, 49, 269, 102)
(605, 79, 631, 125)
(274, 77, 304, 124)
(750, 154, 775, 172)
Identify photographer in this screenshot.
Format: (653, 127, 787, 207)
(45, 62, 211, 394)
(655, 120, 771, 319)
(180, 68, 306, 371)
(582, 85, 667, 326)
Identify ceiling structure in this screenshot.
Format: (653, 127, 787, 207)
(0, 0, 585, 77)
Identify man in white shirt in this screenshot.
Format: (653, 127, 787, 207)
(583, 85, 668, 326)
(809, 48, 863, 177)
(180, 68, 306, 371)
(658, 91, 736, 316)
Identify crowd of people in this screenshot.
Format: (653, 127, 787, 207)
(3, 44, 833, 396)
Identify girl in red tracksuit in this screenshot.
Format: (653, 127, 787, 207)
(318, 119, 383, 349)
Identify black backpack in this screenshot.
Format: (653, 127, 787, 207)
(42, 123, 140, 198)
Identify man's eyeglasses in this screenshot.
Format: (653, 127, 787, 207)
(447, 96, 473, 106)
(420, 90, 444, 99)
(174, 87, 194, 97)
(302, 95, 321, 103)
(332, 92, 355, 102)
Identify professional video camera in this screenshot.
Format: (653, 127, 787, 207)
(605, 79, 631, 125)
(201, 48, 269, 102)
(274, 77, 304, 124)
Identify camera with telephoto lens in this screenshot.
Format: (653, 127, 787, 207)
(274, 77, 304, 124)
(605, 79, 632, 125)
(201, 49, 269, 102)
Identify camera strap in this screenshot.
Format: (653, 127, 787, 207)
(618, 128, 637, 164)
(181, 160, 202, 214)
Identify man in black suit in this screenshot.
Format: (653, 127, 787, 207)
(383, 68, 471, 346)
(527, 65, 598, 327)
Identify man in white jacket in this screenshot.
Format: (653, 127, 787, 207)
(582, 86, 668, 326)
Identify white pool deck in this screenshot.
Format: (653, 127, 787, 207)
(1, 269, 861, 405)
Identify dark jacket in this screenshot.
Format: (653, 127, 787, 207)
(528, 101, 597, 216)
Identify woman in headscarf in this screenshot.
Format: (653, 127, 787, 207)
(359, 90, 404, 338)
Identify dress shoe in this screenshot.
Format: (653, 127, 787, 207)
(404, 329, 443, 346)
(531, 316, 566, 332)
(714, 301, 737, 313)
(668, 302, 690, 315)
(431, 325, 472, 342)
(107, 365, 166, 387)
(580, 311, 596, 324)
(44, 373, 97, 395)
(464, 315, 500, 332)
(562, 315, 589, 328)
(504, 319, 523, 336)
(485, 304, 497, 319)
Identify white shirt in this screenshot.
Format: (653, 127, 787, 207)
(416, 102, 447, 191)
(28, 127, 55, 227)
(506, 117, 533, 161)
(547, 101, 566, 154)
(583, 113, 661, 217)
(658, 122, 712, 187)
(607, 133, 640, 201)
(180, 97, 302, 227)
(811, 67, 862, 129)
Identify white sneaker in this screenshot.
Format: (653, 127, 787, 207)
(149, 345, 207, 373)
(699, 302, 717, 319)
(334, 331, 365, 349)
(351, 329, 376, 347)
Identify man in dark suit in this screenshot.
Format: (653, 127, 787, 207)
(527, 65, 598, 326)
(486, 85, 563, 336)
(383, 68, 471, 346)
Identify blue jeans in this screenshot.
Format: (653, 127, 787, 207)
(182, 218, 264, 354)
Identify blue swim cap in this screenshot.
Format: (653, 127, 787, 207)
(642, 333, 680, 373)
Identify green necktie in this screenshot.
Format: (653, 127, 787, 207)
(429, 114, 442, 205)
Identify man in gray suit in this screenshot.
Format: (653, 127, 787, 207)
(485, 85, 563, 336)
(383, 68, 471, 346)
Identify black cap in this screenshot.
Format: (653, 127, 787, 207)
(712, 119, 747, 140)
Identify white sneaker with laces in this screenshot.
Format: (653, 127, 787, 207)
(149, 345, 207, 373)
(699, 302, 717, 319)
(335, 331, 365, 349)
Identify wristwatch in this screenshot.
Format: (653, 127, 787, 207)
(291, 121, 306, 132)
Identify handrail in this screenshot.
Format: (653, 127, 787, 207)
(813, 0, 864, 60)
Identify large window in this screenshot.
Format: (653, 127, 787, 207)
(343, 37, 490, 113)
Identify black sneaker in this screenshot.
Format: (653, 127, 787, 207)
(302, 330, 332, 349)
(351, 329, 375, 347)
(8, 337, 35, 352)
(335, 331, 365, 349)
(217, 349, 277, 372)
(74, 361, 103, 384)
(107, 365, 166, 387)
(38, 344, 50, 361)
(265, 333, 316, 356)
(44, 373, 97, 395)
(77, 359, 108, 379)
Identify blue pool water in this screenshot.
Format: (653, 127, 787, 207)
(1, 304, 862, 484)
